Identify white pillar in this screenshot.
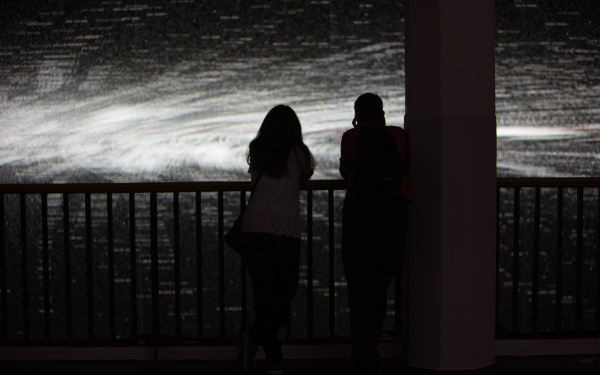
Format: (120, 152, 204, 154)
(404, 0, 496, 371)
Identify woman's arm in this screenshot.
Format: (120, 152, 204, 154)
(296, 145, 314, 182)
(339, 159, 351, 180)
(339, 131, 353, 180)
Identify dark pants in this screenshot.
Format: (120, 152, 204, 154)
(342, 192, 408, 374)
(243, 233, 301, 367)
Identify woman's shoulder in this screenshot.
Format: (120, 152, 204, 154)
(386, 125, 407, 139)
(386, 125, 406, 133)
(292, 144, 314, 179)
(341, 127, 361, 146)
(342, 127, 361, 137)
(342, 125, 404, 143)
(291, 143, 311, 157)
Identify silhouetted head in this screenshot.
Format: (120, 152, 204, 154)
(248, 105, 314, 178)
(256, 104, 303, 147)
(354, 93, 385, 124)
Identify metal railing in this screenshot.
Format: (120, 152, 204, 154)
(0, 178, 599, 346)
(496, 178, 600, 339)
(0, 180, 367, 345)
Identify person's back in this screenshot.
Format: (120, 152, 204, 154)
(242, 146, 309, 239)
(354, 125, 405, 193)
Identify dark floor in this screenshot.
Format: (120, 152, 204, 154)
(3, 356, 600, 375)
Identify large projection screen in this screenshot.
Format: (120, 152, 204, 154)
(1, 0, 599, 183)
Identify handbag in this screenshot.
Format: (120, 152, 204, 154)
(224, 172, 263, 253)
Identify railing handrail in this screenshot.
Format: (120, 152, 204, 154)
(0, 179, 348, 193)
(1, 177, 599, 194)
(497, 177, 600, 187)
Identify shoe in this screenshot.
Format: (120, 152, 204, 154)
(236, 330, 257, 374)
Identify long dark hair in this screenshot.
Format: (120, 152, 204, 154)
(247, 105, 314, 178)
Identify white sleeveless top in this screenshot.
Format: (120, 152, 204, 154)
(241, 148, 306, 239)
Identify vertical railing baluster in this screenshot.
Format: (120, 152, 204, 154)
(0, 193, 7, 340)
(555, 187, 564, 332)
(85, 193, 94, 340)
(107, 193, 116, 340)
(511, 187, 520, 334)
(173, 192, 182, 338)
(129, 193, 138, 340)
(150, 192, 160, 343)
(196, 191, 203, 339)
(532, 187, 541, 333)
(307, 190, 314, 339)
(63, 193, 72, 341)
(394, 275, 401, 334)
(42, 193, 51, 341)
(597, 187, 600, 335)
(495, 186, 501, 338)
(286, 189, 293, 339)
(240, 190, 248, 331)
(575, 187, 584, 332)
(328, 189, 335, 338)
(20, 193, 29, 341)
(218, 191, 225, 338)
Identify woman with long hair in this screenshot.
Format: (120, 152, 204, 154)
(237, 105, 314, 375)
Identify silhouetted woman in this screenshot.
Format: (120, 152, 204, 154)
(340, 93, 411, 375)
(237, 105, 314, 375)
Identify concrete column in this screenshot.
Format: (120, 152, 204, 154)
(404, 0, 496, 371)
